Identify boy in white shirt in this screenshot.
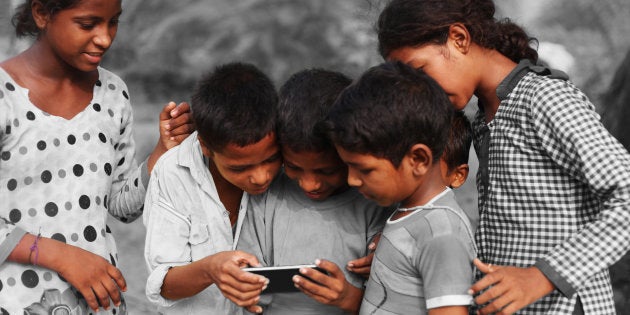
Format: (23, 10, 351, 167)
(143, 62, 281, 314)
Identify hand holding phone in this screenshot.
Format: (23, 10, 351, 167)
(243, 264, 325, 293)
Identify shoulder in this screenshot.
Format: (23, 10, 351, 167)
(422, 208, 466, 236)
(519, 72, 595, 113)
(97, 67, 128, 88)
(151, 135, 197, 181)
(96, 67, 132, 115)
(397, 207, 468, 242)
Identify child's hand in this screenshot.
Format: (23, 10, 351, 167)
(159, 101, 194, 149)
(469, 258, 555, 315)
(204, 251, 268, 312)
(347, 232, 381, 278)
(54, 244, 126, 312)
(294, 259, 363, 313)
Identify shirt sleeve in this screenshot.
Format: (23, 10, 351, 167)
(419, 233, 474, 309)
(143, 167, 192, 307)
(0, 219, 27, 264)
(530, 78, 630, 296)
(106, 84, 147, 223)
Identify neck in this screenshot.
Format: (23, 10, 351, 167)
(400, 164, 447, 209)
(473, 48, 518, 122)
(207, 159, 243, 225)
(22, 41, 96, 82)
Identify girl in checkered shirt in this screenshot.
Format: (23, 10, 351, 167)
(0, 0, 192, 313)
(377, 0, 630, 314)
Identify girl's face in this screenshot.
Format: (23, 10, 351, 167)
(387, 44, 475, 110)
(36, 0, 122, 72)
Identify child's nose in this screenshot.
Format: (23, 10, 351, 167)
(93, 27, 114, 49)
(249, 166, 271, 186)
(299, 175, 322, 192)
(347, 172, 361, 187)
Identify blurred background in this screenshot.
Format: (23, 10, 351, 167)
(1, 0, 630, 313)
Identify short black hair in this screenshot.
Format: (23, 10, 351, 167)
(278, 69, 352, 152)
(443, 110, 472, 170)
(191, 62, 277, 151)
(324, 61, 453, 167)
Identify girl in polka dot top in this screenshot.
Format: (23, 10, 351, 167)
(0, 0, 192, 314)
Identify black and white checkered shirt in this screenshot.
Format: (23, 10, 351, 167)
(472, 60, 630, 314)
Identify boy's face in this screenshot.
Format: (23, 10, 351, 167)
(200, 133, 282, 195)
(335, 146, 415, 207)
(282, 147, 348, 201)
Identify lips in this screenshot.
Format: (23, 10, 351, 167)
(249, 184, 270, 195)
(84, 52, 104, 64)
(305, 191, 324, 199)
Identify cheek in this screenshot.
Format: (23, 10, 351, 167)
(222, 172, 248, 188)
(325, 174, 348, 190)
(268, 161, 283, 177)
(283, 167, 299, 180)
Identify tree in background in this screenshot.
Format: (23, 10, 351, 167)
(534, 0, 630, 111)
(107, 0, 382, 103)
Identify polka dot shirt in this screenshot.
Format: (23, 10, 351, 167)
(0, 67, 146, 314)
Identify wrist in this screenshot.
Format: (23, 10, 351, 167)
(35, 237, 67, 272)
(339, 282, 363, 313)
(529, 266, 555, 296)
(147, 141, 168, 173)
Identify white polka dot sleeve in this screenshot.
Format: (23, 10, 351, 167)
(104, 73, 146, 223)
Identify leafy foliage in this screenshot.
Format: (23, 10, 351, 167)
(105, 0, 382, 103)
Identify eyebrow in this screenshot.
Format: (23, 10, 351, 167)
(72, 10, 123, 21)
(227, 151, 281, 169)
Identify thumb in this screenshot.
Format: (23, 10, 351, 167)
(473, 258, 495, 274)
(172, 101, 191, 117)
(160, 101, 177, 121)
(235, 251, 261, 268)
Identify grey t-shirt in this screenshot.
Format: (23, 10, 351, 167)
(238, 172, 390, 314)
(360, 189, 476, 315)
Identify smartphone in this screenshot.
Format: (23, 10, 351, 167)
(243, 264, 325, 293)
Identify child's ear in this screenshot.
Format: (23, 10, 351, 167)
(448, 23, 471, 54)
(448, 164, 470, 189)
(31, 0, 50, 30)
(407, 143, 433, 177)
(197, 135, 214, 158)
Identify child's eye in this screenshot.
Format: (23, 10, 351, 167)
(265, 153, 281, 164)
(79, 23, 95, 30)
(284, 163, 299, 171)
(317, 167, 342, 176)
(359, 168, 373, 175)
(228, 167, 247, 173)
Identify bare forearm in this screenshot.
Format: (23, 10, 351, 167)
(161, 261, 213, 300)
(428, 305, 469, 315)
(8, 233, 66, 271)
(147, 141, 168, 174)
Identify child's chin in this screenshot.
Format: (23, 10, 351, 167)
(247, 187, 269, 195)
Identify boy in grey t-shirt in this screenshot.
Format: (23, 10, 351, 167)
(238, 69, 390, 314)
(325, 61, 476, 315)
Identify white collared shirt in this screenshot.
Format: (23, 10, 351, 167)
(143, 132, 247, 314)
